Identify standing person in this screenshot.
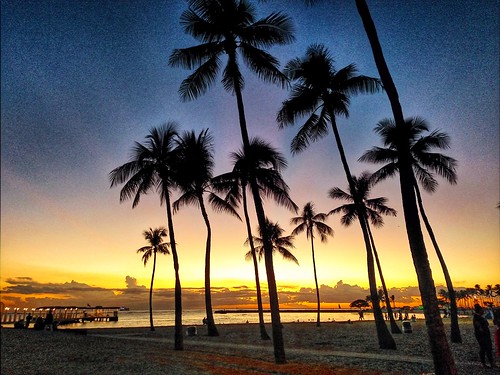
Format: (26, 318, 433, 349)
(358, 310, 364, 320)
(44, 310, 54, 331)
(473, 304, 495, 368)
(25, 313, 32, 329)
(493, 308, 500, 358)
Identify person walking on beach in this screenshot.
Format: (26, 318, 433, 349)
(358, 310, 364, 320)
(473, 304, 495, 368)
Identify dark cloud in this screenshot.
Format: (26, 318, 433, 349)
(0, 276, 431, 310)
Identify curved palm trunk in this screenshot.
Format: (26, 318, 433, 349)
(366, 224, 401, 334)
(329, 115, 396, 349)
(232, 66, 285, 363)
(164, 191, 183, 350)
(149, 252, 157, 331)
(242, 186, 270, 340)
(198, 194, 219, 336)
(310, 235, 321, 327)
(355, 1, 456, 373)
(414, 183, 461, 343)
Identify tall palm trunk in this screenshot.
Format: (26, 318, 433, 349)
(198, 194, 219, 336)
(149, 252, 157, 331)
(242, 186, 271, 340)
(310, 235, 321, 327)
(164, 191, 183, 350)
(355, 1, 456, 373)
(231, 58, 285, 363)
(414, 183, 461, 343)
(329, 115, 396, 349)
(366, 224, 401, 334)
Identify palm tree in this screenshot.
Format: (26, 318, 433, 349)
(277, 43, 395, 349)
(212, 137, 297, 340)
(328, 171, 401, 334)
(137, 227, 170, 331)
(109, 123, 184, 350)
(475, 284, 485, 306)
(169, 0, 294, 363)
(247, 218, 299, 266)
(353, 1, 456, 371)
(359, 116, 461, 343)
(290, 202, 333, 327)
(173, 129, 241, 336)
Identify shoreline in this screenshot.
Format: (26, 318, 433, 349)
(2, 318, 497, 374)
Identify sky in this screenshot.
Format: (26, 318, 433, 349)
(1, 0, 498, 311)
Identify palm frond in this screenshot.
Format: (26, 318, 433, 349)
(242, 12, 295, 47)
(208, 193, 242, 220)
(179, 54, 222, 101)
(240, 43, 288, 88)
(290, 221, 307, 236)
(277, 85, 322, 127)
(328, 186, 352, 202)
(169, 43, 222, 70)
(180, 8, 224, 43)
(315, 222, 334, 242)
(173, 191, 199, 213)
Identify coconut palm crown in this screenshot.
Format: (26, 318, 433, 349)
(277, 43, 383, 154)
(247, 218, 298, 265)
(359, 116, 457, 192)
(169, 0, 295, 101)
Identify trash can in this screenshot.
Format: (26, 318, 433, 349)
(402, 320, 412, 333)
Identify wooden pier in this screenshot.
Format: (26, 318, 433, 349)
(1, 306, 121, 326)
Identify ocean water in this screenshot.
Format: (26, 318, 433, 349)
(60, 309, 426, 330)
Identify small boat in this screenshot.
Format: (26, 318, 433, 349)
(119, 307, 130, 311)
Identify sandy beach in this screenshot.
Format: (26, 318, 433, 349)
(1, 319, 498, 374)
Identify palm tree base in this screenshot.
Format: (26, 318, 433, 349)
(207, 330, 220, 337)
(260, 332, 271, 340)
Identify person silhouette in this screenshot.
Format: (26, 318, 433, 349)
(473, 304, 495, 368)
(44, 310, 54, 331)
(25, 313, 32, 328)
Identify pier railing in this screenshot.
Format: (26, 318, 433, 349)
(1, 306, 120, 325)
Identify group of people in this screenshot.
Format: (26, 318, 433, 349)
(13, 310, 56, 331)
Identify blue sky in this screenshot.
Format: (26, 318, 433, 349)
(1, 0, 498, 309)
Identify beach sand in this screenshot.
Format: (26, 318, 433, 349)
(1, 319, 498, 374)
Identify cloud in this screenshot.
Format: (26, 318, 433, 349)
(124, 276, 147, 290)
(0, 277, 430, 310)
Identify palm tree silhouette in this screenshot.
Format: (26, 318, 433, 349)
(212, 137, 297, 340)
(290, 202, 333, 327)
(109, 123, 184, 350)
(353, 1, 456, 370)
(169, 1, 294, 362)
(277, 43, 395, 349)
(247, 218, 298, 266)
(328, 171, 401, 334)
(137, 227, 170, 331)
(359, 116, 461, 343)
(173, 129, 241, 337)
